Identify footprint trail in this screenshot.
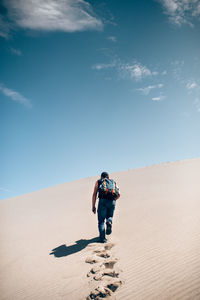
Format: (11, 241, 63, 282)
(85, 242, 123, 299)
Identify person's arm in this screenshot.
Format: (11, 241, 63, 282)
(115, 192, 120, 200)
(114, 182, 120, 200)
(92, 181, 99, 214)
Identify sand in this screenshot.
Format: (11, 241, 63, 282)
(0, 158, 200, 300)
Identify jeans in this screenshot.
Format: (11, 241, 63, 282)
(97, 198, 116, 240)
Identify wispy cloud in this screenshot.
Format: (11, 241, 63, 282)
(186, 81, 198, 90)
(185, 80, 200, 111)
(107, 36, 117, 42)
(158, 0, 200, 26)
(0, 84, 32, 107)
(162, 70, 167, 75)
(0, 0, 103, 38)
(92, 58, 159, 82)
(10, 48, 22, 56)
(171, 60, 184, 81)
(92, 62, 116, 70)
(170, 61, 200, 111)
(137, 83, 163, 95)
(0, 187, 11, 192)
(152, 95, 165, 101)
(119, 62, 154, 81)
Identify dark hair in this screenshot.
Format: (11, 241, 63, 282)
(101, 172, 109, 179)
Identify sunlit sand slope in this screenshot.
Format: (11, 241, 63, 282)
(0, 158, 200, 300)
(114, 158, 200, 300)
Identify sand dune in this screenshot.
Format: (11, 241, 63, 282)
(1, 158, 200, 299)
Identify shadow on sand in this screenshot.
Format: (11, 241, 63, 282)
(49, 237, 99, 258)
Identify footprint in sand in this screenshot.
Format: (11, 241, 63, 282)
(86, 285, 112, 300)
(85, 257, 100, 264)
(103, 269, 119, 278)
(86, 279, 122, 300)
(85, 242, 123, 299)
(106, 279, 122, 292)
(85, 243, 114, 265)
(87, 266, 102, 278)
(104, 243, 115, 251)
(103, 259, 117, 269)
(95, 250, 111, 258)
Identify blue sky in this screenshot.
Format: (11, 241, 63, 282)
(1, 0, 200, 200)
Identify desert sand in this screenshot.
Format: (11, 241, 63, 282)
(1, 158, 200, 300)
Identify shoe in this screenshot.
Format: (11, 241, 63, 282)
(106, 221, 112, 235)
(99, 237, 107, 243)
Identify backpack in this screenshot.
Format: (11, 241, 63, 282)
(98, 178, 119, 200)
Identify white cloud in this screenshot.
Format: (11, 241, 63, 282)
(92, 58, 159, 81)
(186, 80, 200, 111)
(123, 63, 151, 80)
(158, 0, 200, 26)
(92, 62, 116, 70)
(107, 36, 117, 42)
(119, 62, 157, 81)
(171, 60, 184, 80)
(152, 95, 165, 101)
(192, 2, 200, 17)
(158, 83, 164, 88)
(0, 0, 103, 36)
(162, 0, 178, 13)
(10, 48, 22, 56)
(137, 83, 163, 95)
(186, 81, 198, 90)
(0, 84, 32, 107)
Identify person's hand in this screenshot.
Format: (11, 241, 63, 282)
(92, 206, 96, 214)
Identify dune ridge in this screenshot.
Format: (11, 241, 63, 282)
(0, 158, 200, 299)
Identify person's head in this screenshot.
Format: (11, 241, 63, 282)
(101, 172, 109, 179)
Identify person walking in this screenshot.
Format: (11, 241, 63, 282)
(92, 172, 120, 243)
